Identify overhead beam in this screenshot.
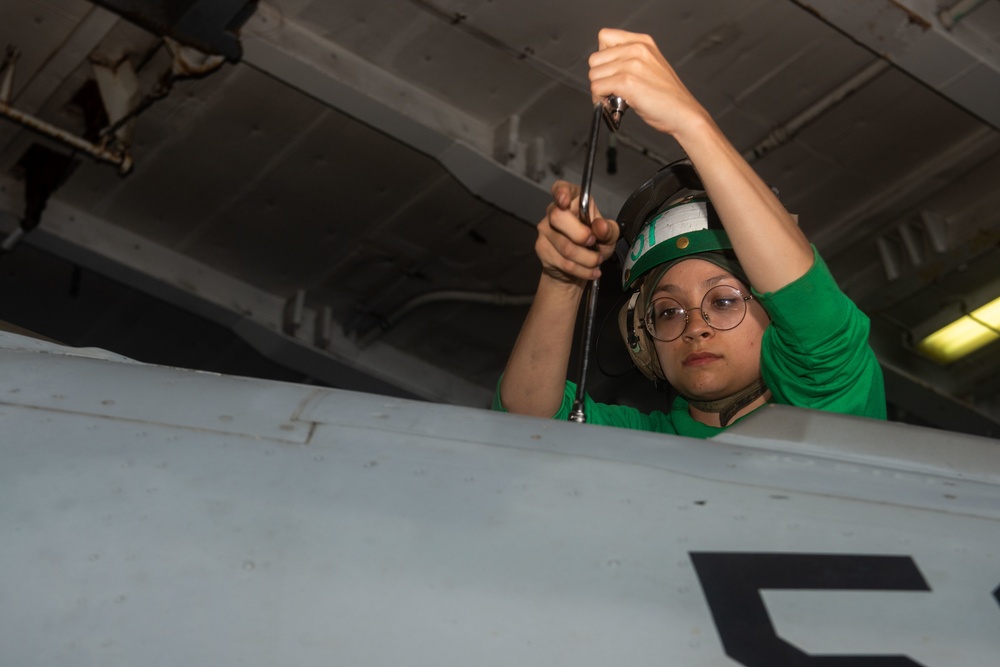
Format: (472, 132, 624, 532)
(791, 0, 1000, 130)
(238, 3, 623, 225)
(880, 360, 1000, 439)
(89, 0, 258, 61)
(0, 175, 493, 407)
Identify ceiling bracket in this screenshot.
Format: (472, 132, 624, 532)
(283, 290, 306, 336)
(0, 48, 134, 174)
(875, 211, 952, 282)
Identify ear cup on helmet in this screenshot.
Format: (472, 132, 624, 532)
(617, 291, 666, 382)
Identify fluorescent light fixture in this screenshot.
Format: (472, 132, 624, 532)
(917, 296, 1000, 364)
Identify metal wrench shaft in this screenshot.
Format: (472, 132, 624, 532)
(569, 96, 627, 423)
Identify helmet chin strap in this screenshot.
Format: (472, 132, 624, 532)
(684, 377, 770, 427)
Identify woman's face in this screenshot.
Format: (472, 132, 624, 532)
(651, 258, 770, 401)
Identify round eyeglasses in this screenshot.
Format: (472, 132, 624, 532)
(642, 285, 754, 342)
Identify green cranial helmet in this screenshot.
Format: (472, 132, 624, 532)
(621, 193, 733, 290)
(615, 159, 737, 291)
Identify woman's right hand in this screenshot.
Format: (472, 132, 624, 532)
(536, 180, 620, 286)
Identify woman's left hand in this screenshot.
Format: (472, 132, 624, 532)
(588, 28, 709, 140)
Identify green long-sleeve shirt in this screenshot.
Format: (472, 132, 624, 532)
(493, 248, 886, 438)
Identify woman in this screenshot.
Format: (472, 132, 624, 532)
(495, 29, 885, 436)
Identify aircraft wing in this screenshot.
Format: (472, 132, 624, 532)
(1, 330, 998, 666)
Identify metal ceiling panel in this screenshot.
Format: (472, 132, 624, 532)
(792, 0, 1000, 130)
(1, 0, 999, 434)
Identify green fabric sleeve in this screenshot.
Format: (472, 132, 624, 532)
(755, 248, 886, 419)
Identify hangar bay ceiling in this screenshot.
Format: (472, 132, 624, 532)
(1, 0, 999, 437)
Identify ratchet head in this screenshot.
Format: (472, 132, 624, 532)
(602, 95, 628, 131)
